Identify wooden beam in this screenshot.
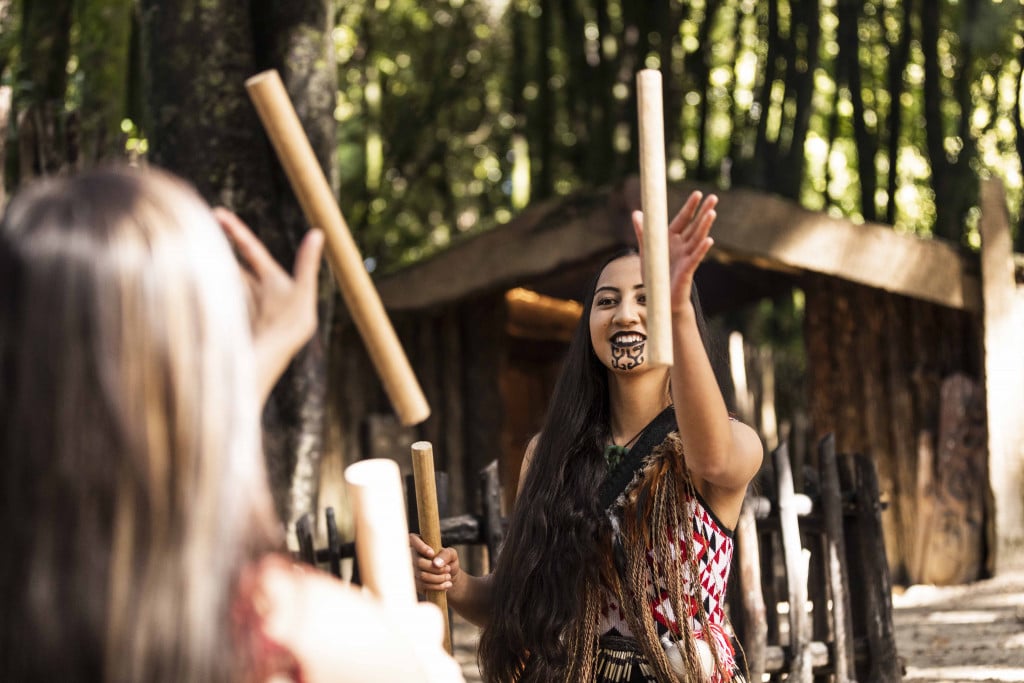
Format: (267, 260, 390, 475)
(979, 177, 1024, 571)
(377, 177, 980, 313)
(505, 288, 582, 342)
(654, 181, 979, 312)
(376, 189, 629, 310)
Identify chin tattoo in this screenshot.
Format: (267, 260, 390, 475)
(611, 343, 645, 370)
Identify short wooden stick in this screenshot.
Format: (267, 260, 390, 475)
(344, 459, 417, 608)
(246, 69, 430, 425)
(411, 441, 452, 653)
(636, 69, 673, 367)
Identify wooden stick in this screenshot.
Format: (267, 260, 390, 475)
(344, 459, 417, 608)
(411, 441, 452, 653)
(635, 69, 673, 367)
(245, 69, 430, 425)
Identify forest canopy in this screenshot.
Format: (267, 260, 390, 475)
(2, 0, 1022, 271)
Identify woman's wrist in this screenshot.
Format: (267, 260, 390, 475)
(446, 567, 470, 606)
(671, 299, 697, 320)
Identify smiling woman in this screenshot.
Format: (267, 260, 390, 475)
(589, 252, 651, 373)
(410, 191, 763, 683)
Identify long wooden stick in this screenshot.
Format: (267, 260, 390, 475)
(344, 459, 417, 608)
(635, 69, 673, 367)
(245, 69, 430, 425)
(411, 441, 452, 653)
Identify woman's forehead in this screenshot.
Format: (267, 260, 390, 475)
(596, 254, 643, 288)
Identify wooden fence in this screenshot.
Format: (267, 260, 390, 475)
(296, 435, 901, 682)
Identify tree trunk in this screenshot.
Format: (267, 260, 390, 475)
(921, 0, 960, 242)
(749, 0, 780, 190)
(777, 0, 820, 201)
(533, 1, 553, 198)
(139, 0, 336, 526)
(885, 0, 913, 225)
(837, 0, 878, 222)
(10, 0, 74, 186)
(252, 0, 338, 527)
(76, 0, 134, 162)
(1015, 43, 1024, 251)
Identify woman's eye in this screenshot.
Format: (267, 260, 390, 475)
(597, 297, 616, 307)
(636, 294, 646, 305)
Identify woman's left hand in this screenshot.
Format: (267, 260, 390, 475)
(214, 208, 325, 402)
(631, 190, 717, 310)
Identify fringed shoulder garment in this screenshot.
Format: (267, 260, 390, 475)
(589, 407, 746, 683)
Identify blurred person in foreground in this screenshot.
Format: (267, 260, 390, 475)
(0, 166, 463, 683)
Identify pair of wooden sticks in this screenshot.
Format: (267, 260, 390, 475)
(245, 66, 673, 655)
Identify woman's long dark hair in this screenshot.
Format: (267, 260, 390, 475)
(478, 248, 711, 681)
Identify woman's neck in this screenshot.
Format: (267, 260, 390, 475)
(606, 369, 670, 444)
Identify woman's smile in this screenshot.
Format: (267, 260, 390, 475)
(590, 254, 650, 372)
(610, 331, 646, 348)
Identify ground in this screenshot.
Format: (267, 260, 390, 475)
(450, 570, 1024, 682)
(893, 569, 1024, 682)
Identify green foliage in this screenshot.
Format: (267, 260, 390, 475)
(328, 0, 1024, 270)
(332, 0, 514, 271)
(4, 0, 1023, 258)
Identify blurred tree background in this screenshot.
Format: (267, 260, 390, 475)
(1, 0, 1022, 524)
(4, 0, 1022, 266)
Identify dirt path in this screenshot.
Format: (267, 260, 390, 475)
(893, 570, 1024, 682)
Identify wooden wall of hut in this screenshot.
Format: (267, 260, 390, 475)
(323, 291, 516, 575)
(327, 290, 507, 510)
(803, 273, 988, 585)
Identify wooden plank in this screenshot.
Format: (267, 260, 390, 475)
(748, 493, 813, 520)
(480, 459, 504, 565)
(441, 308, 466, 516)
(885, 293, 920, 583)
(979, 177, 1024, 570)
(679, 183, 980, 312)
(376, 189, 628, 310)
(295, 512, 316, 566)
(735, 497, 767, 681)
(764, 641, 830, 673)
(326, 507, 342, 578)
(775, 443, 812, 682)
(847, 454, 901, 682)
(808, 534, 831, 683)
(915, 374, 986, 584)
(819, 435, 855, 683)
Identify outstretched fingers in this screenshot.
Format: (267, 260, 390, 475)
(214, 207, 277, 279)
(668, 190, 704, 234)
(293, 228, 325, 295)
(631, 210, 645, 255)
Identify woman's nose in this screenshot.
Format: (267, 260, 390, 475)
(613, 300, 641, 325)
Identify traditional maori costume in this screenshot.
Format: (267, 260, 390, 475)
(554, 407, 745, 683)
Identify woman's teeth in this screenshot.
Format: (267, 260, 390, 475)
(612, 333, 645, 346)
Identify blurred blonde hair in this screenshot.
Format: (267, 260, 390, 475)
(0, 167, 281, 681)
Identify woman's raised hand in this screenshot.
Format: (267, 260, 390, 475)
(214, 208, 324, 402)
(631, 190, 717, 310)
(409, 534, 461, 594)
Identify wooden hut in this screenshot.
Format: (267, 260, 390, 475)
(320, 176, 1024, 583)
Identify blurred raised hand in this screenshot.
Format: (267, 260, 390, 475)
(214, 208, 324, 403)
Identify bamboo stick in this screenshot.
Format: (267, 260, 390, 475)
(246, 69, 429, 425)
(635, 69, 673, 367)
(411, 441, 452, 653)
